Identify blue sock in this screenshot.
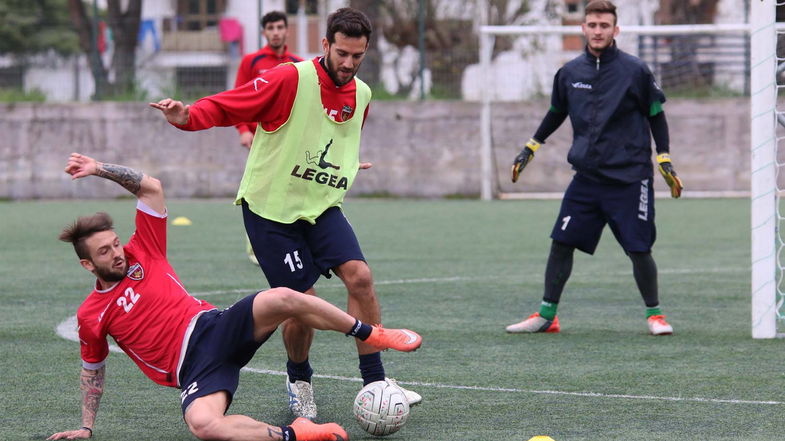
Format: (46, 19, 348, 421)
(281, 426, 295, 441)
(345, 319, 373, 340)
(287, 358, 313, 383)
(359, 352, 385, 385)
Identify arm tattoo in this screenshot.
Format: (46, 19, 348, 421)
(96, 163, 143, 194)
(267, 426, 284, 440)
(80, 366, 105, 428)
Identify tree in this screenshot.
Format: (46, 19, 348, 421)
(350, 0, 381, 84)
(375, 0, 533, 98)
(659, 0, 721, 92)
(0, 0, 79, 56)
(67, 0, 142, 99)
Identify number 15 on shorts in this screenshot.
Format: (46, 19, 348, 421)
(284, 250, 304, 272)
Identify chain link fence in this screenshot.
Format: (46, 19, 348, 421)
(0, 1, 759, 103)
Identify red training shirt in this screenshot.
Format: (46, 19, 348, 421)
(234, 45, 303, 136)
(177, 57, 370, 134)
(77, 202, 215, 387)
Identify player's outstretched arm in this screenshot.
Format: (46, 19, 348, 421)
(47, 366, 105, 440)
(65, 152, 165, 214)
(149, 98, 190, 125)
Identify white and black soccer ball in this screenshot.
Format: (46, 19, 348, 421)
(353, 379, 410, 436)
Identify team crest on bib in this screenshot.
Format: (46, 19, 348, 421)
(127, 263, 144, 280)
(341, 104, 353, 121)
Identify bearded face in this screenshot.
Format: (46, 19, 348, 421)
(82, 230, 128, 284)
(322, 32, 368, 87)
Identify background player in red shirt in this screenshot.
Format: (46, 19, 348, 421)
(235, 10, 303, 149)
(47, 152, 422, 441)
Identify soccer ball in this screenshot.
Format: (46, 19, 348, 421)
(353, 379, 410, 436)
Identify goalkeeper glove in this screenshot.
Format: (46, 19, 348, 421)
(656, 153, 683, 198)
(511, 138, 541, 183)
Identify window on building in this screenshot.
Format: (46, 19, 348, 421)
(0, 66, 24, 89)
(564, 0, 584, 21)
(286, 0, 318, 15)
(175, 66, 227, 98)
(177, 0, 227, 30)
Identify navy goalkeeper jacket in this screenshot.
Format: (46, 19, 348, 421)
(550, 42, 666, 183)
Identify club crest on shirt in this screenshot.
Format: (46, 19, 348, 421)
(127, 263, 144, 280)
(341, 104, 353, 121)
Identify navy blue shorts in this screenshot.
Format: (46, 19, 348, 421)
(178, 294, 274, 415)
(550, 175, 656, 254)
(242, 203, 366, 292)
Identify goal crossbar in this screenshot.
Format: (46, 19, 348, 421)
(480, 23, 755, 36)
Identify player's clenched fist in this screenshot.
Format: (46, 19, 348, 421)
(149, 98, 190, 125)
(511, 138, 542, 183)
(656, 153, 683, 198)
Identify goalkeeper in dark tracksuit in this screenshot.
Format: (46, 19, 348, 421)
(505, 0, 682, 336)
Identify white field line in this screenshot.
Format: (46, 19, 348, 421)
(188, 267, 746, 298)
(55, 314, 780, 407)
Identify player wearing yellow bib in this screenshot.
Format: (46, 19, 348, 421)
(151, 7, 421, 421)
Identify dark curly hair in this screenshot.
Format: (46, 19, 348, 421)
(326, 7, 372, 44)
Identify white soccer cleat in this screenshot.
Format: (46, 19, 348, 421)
(505, 312, 560, 333)
(385, 377, 422, 406)
(287, 379, 317, 420)
(647, 315, 673, 335)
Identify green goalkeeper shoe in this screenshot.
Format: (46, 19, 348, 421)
(505, 313, 560, 333)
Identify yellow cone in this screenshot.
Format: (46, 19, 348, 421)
(528, 437, 556, 441)
(172, 216, 192, 226)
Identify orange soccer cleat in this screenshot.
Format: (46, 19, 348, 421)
(364, 326, 422, 352)
(289, 417, 348, 441)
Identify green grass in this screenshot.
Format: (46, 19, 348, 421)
(0, 87, 46, 102)
(1, 198, 778, 440)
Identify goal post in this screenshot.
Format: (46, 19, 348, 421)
(478, 16, 783, 338)
(750, 0, 778, 338)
